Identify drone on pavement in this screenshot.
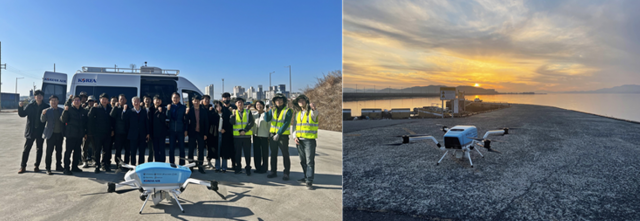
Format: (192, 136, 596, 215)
(388, 125, 512, 167)
(107, 158, 226, 214)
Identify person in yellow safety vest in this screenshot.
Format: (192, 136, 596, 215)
(229, 97, 255, 175)
(264, 93, 293, 180)
(292, 94, 319, 190)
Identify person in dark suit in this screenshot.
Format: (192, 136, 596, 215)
(88, 93, 114, 173)
(186, 95, 209, 173)
(40, 95, 65, 175)
(124, 96, 149, 166)
(202, 95, 219, 168)
(18, 89, 50, 174)
(60, 96, 88, 175)
(166, 92, 187, 165)
(214, 100, 235, 173)
(143, 95, 155, 162)
(150, 95, 167, 162)
(110, 94, 130, 167)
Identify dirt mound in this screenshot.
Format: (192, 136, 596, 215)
(299, 70, 342, 132)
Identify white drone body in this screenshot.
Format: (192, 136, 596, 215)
(108, 159, 225, 214)
(399, 125, 508, 167)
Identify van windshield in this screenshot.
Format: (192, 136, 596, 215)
(42, 83, 67, 105)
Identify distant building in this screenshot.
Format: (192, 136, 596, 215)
(204, 84, 215, 97)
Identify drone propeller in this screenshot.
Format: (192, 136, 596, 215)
(394, 134, 433, 138)
(179, 157, 205, 163)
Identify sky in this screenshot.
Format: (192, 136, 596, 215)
(0, 0, 341, 99)
(343, 0, 640, 92)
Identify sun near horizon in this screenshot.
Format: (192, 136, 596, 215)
(474, 83, 480, 87)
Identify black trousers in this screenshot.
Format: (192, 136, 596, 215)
(253, 136, 269, 172)
(93, 135, 112, 169)
(153, 137, 166, 162)
(21, 137, 45, 168)
(64, 137, 83, 170)
(114, 133, 130, 164)
(82, 135, 94, 162)
(45, 133, 64, 170)
(146, 139, 154, 162)
(234, 137, 252, 170)
(130, 138, 146, 165)
(206, 133, 217, 160)
(188, 132, 206, 169)
(270, 134, 290, 174)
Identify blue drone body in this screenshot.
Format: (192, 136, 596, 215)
(107, 159, 225, 214)
(443, 125, 478, 149)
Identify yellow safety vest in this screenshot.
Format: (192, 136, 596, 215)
(270, 107, 290, 135)
(233, 110, 253, 136)
(295, 111, 318, 139)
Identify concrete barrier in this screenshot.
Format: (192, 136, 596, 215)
(391, 108, 411, 119)
(343, 109, 352, 120)
(361, 108, 382, 119)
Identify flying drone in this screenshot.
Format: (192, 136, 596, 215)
(107, 158, 226, 214)
(388, 125, 512, 167)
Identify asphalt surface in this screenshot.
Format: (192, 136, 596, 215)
(0, 112, 342, 221)
(343, 104, 640, 220)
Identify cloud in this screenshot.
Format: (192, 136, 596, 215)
(343, 0, 640, 92)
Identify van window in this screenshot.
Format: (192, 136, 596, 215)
(182, 90, 199, 108)
(140, 77, 178, 106)
(75, 86, 137, 101)
(42, 83, 67, 105)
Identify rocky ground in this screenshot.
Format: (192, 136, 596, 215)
(343, 104, 640, 220)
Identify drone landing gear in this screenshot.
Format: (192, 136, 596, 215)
(170, 191, 185, 213)
(437, 150, 449, 165)
(139, 194, 150, 214)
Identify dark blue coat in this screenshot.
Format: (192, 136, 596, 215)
(18, 101, 50, 139)
(125, 107, 149, 141)
(166, 103, 187, 133)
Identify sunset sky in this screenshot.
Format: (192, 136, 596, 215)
(343, 0, 640, 92)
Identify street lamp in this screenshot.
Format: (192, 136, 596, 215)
(284, 65, 291, 94)
(269, 71, 275, 90)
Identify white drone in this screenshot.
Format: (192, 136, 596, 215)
(107, 158, 226, 214)
(388, 125, 510, 167)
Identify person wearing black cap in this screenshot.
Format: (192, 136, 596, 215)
(220, 92, 237, 170)
(110, 94, 130, 167)
(17, 89, 50, 174)
(81, 95, 97, 168)
(60, 96, 88, 175)
(229, 97, 255, 175)
(124, 96, 150, 166)
(79, 91, 88, 108)
(88, 93, 114, 172)
(264, 93, 293, 180)
(40, 95, 65, 175)
(185, 95, 209, 173)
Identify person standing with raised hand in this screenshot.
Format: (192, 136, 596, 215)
(40, 95, 64, 175)
(264, 93, 293, 180)
(60, 96, 87, 175)
(229, 97, 255, 175)
(88, 93, 113, 173)
(166, 92, 188, 165)
(110, 94, 130, 168)
(185, 95, 208, 174)
(124, 96, 149, 166)
(17, 90, 50, 174)
(292, 94, 319, 190)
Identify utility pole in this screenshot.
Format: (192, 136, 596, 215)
(54, 63, 55, 72)
(222, 79, 224, 95)
(0, 41, 5, 111)
(16, 77, 23, 94)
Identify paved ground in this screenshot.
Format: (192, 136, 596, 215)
(0, 112, 342, 221)
(343, 104, 640, 220)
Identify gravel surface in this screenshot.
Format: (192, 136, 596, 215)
(343, 104, 640, 220)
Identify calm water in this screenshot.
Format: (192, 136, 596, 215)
(343, 93, 640, 122)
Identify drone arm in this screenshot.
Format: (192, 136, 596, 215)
(482, 130, 505, 139)
(184, 162, 197, 168)
(180, 178, 226, 200)
(408, 136, 442, 148)
(115, 180, 137, 189)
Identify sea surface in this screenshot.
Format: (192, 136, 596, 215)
(343, 93, 640, 122)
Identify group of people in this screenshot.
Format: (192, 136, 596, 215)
(18, 90, 320, 189)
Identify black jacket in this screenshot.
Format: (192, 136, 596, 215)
(186, 105, 209, 136)
(110, 105, 128, 135)
(150, 106, 168, 140)
(88, 104, 113, 139)
(166, 103, 187, 133)
(125, 107, 149, 141)
(60, 106, 87, 138)
(18, 101, 50, 139)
